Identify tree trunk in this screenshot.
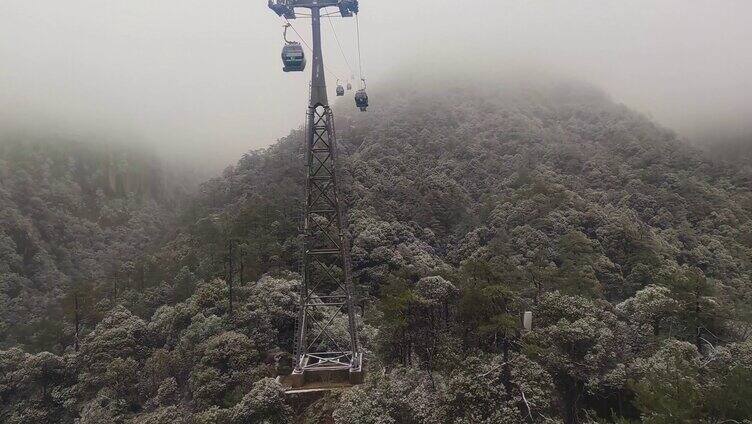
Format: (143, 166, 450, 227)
(695, 286, 702, 351)
(74, 294, 80, 352)
(561, 377, 583, 424)
(501, 336, 512, 401)
(227, 240, 234, 315)
(239, 253, 244, 285)
(139, 264, 145, 291)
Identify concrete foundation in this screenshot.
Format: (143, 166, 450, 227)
(278, 353, 364, 393)
(349, 367, 364, 385)
(288, 369, 304, 388)
(278, 364, 364, 393)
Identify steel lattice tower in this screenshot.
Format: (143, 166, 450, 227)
(268, 0, 363, 388)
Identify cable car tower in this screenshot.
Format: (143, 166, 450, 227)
(268, 0, 363, 390)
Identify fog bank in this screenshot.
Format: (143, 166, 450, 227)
(1, 0, 750, 168)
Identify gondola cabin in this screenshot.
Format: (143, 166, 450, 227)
(336, 83, 345, 96)
(282, 43, 306, 72)
(354, 89, 368, 111)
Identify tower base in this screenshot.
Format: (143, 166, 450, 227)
(277, 355, 364, 394)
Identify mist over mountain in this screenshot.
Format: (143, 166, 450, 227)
(2, 0, 751, 167)
(1, 78, 750, 423)
(696, 130, 752, 173)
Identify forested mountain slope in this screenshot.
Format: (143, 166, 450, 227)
(0, 138, 184, 353)
(348, 81, 752, 303)
(1, 80, 751, 423)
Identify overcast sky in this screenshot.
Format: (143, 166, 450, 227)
(1, 0, 751, 168)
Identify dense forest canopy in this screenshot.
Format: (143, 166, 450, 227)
(0, 137, 192, 353)
(1, 79, 751, 423)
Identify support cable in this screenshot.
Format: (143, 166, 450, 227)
(327, 15, 354, 78)
(355, 13, 364, 89)
(284, 19, 311, 49)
